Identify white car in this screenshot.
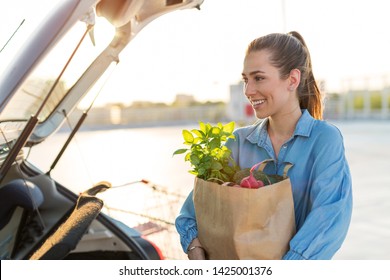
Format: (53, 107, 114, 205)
(0, 0, 203, 260)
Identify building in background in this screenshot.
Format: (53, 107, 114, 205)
(69, 76, 390, 129)
(226, 82, 256, 125)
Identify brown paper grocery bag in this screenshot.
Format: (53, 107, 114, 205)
(193, 163, 295, 260)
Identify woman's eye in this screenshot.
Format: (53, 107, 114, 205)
(254, 76, 264, 82)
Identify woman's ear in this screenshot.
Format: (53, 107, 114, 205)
(288, 68, 301, 91)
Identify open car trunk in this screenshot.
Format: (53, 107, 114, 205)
(0, 0, 203, 260)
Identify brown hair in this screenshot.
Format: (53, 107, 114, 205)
(246, 31, 323, 120)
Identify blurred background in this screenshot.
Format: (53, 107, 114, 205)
(1, 0, 389, 259)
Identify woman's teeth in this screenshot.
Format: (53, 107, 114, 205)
(252, 100, 265, 106)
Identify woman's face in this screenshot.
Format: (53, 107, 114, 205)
(242, 50, 299, 119)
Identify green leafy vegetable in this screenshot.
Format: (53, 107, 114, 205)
(173, 121, 239, 182)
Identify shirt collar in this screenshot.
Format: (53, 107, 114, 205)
(247, 109, 315, 145)
(294, 109, 315, 137)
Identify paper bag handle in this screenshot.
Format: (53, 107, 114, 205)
(282, 162, 293, 178)
(253, 159, 293, 178)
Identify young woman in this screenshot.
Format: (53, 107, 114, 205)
(175, 31, 353, 260)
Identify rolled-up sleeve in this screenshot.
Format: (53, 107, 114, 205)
(175, 190, 198, 253)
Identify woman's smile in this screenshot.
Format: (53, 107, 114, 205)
(251, 99, 266, 108)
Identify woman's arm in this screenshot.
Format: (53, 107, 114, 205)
(283, 128, 353, 260)
(175, 190, 199, 253)
(186, 237, 206, 260)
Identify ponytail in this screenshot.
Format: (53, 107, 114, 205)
(288, 31, 323, 120)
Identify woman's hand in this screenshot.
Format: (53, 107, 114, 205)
(187, 238, 206, 260)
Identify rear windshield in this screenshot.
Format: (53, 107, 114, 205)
(0, 17, 113, 123)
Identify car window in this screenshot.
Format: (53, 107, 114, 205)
(0, 17, 114, 123)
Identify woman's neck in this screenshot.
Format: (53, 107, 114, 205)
(269, 105, 301, 134)
(267, 106, 302, 158)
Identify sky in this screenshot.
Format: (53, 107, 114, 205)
(1, 0, 390, 106)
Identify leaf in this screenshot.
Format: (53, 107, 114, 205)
(211, 126, 221, 136)
(221, 146, 231, 157)
(172, 149, 188, 156)
(190, 154, 200, 165)
(209, 138, 221, 150)
(198, 167, 206, 176)
(182, 130, 194, 144)
(220, 173, 230, 182)
(191, 129, 205, 138)
(205, 123, 212, 135)
(203, 161, 211, 169)
(210, 170, 221, 179)
(211, 161, 223, 170)
(203, 154, 212, 161)
(199, 122, 207, 134)
(223, 121, 235, 134)
(223, 165, 235, 175)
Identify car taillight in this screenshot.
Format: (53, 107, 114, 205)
(142, 236, 165, 260)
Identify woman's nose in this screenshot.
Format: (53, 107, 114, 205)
(243, 81, 255, 97)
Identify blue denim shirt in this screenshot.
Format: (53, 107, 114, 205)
(175, 110, 353, 259)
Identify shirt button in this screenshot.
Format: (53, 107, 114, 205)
(282, 145, 287, 149)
